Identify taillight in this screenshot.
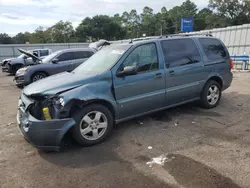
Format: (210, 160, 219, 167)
(230, 58, 233, 70)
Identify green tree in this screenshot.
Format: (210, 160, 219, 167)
(169, 0, 198, 33)
(0, 33, 13, 44)
(195, 8, 214, 30)
(141, 6, 154, 36)
(30, 27, 49, 43)
(159, 7, 175, 35)
(50, 21, 75, 43)
(13, 32, 31, 44)
(76, 15, 125, 42)
(209, 0, 250, 25)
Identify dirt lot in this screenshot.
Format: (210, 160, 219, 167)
(0, 72, 250, 188)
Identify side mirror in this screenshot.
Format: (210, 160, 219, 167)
(117, 66, 137, 77)
(52, 58, 59, 64)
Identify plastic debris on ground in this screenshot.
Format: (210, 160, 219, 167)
(146, 155, 167, 167)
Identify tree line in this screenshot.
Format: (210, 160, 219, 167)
(0, 0, 249, 44)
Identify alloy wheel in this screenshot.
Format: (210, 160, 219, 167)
(207, 85, 220, 105)
(79, 111, 108, 141)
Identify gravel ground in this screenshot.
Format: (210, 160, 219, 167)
(0, 72, 250, 188)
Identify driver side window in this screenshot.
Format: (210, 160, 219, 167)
(122, 43, 158, 73)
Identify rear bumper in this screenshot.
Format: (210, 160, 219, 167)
(17, 103, 76, 151)
(222, 72, 233, 91)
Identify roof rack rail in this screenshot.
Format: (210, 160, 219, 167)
(129, 36, 159, 43)
(158, 32, 213, 38)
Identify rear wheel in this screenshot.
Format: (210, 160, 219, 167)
(72, 104, 114, 146)
(200, 80, 221, 109)
(31, 72, 47, 83)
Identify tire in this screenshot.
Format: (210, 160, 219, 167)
(200, 80, 222, 109)
(31, 72, 47, 83)
(72, 104, 114, 146)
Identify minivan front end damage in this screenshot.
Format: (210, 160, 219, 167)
(17, 93, 76, 151)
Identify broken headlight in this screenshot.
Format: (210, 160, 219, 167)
(52, 97, 65, 107)
(40, 96, 65, 120)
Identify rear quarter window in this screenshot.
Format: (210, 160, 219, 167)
(74, 51, 94, 59)
(199, 38, 228, 61)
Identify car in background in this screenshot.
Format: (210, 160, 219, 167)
(1, 48, 51, 74)
(14, 40, 111, 87)
(17, 35, 233, 151)
(14, 48, 95, 87)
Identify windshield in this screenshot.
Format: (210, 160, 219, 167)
(42, 51, 60, 63)
(73, 45, 131, 74)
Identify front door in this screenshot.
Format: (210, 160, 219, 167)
(113, 43, 166, 120)
(55, 52, 74, 73)
(161, 38, 205, 106)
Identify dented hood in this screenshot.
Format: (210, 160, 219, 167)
(23, 71, 100, 96)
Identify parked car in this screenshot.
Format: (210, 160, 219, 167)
(17, 35, 233, 151)
(14, 40, 111, 87)
(1, 48, 51, 74)
(14, 48, 95, 87)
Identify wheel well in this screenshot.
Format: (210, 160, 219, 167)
(11, 63, 23, 70)
(69, 99, 115, 118)
(208, 76, 223, 88)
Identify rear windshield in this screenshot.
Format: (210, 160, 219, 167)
(199, 38, 228, 61)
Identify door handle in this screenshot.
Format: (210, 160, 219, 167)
(155, 73, 163, 79)
(169, 70, 175, 76)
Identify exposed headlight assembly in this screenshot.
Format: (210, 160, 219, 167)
(42, 96, 65, 120)
(52, 97, 65, 107)
(16, 67, 29, 74)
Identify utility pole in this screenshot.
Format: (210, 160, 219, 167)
(175, 18, 178, 34)
(161, 24, 163, 36)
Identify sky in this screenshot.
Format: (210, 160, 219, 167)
(0, 0, 208, 36)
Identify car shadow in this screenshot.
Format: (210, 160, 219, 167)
(39, 91, 247, 167)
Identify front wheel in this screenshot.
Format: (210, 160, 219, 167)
(200, 80, 221, 109)
(31, 72, 47, 83)
(72, 104, 114, 146)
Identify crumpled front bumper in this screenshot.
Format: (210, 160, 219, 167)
(17, 99, 76, 151)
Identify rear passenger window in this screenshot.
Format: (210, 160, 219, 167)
(40, 50, 49, 57)
(161, 39, 201, 68)
(199, 38, 227, 60)
(57, 52, 74, 61)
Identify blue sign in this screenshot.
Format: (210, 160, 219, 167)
(181, 18, 194, 33)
